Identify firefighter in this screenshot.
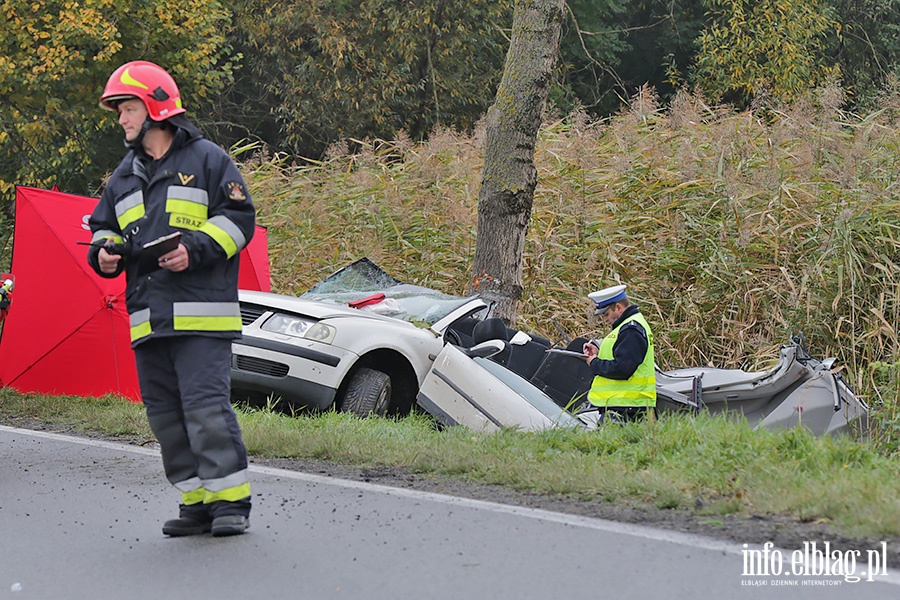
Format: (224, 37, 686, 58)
(582, 284, 657, 422)
(87, 61, 255, 536)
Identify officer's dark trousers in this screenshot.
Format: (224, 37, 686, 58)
(135, 336, 251, 518)
(597, 406, 654, 423)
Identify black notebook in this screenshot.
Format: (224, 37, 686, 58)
(142, 232, 182, 259)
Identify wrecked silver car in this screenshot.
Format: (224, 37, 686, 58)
(417, 322, 868, 436)
(653, 335, 867, 436)
(231, 258, 867, 436)
(231, 258, 488, 416)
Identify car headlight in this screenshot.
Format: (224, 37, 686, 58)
(261, 313, 336, 344)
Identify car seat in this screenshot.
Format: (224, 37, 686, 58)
(530, 336, 594, 409)
(445, 315, 480, 348)
(506, 331, 551, 381)
(472, 317, 511, 367)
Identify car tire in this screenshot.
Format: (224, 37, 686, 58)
(342, 367, 392, 417)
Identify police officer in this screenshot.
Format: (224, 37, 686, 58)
(87, 61, 255, 536)
(582, 284, 656, 422)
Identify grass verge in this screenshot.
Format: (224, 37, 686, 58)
(2, 387, 897, 540)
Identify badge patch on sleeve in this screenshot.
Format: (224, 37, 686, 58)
(226, 181, 248, 201)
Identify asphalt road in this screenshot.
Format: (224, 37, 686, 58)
(1, 425, 897, 599)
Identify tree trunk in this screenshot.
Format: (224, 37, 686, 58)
(469, 0, 565, 324)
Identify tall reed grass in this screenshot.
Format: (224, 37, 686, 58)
(241, 85, 900, 454)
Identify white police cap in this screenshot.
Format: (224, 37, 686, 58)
(588, 284, 627, 315)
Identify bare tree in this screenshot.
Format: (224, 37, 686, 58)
(470, 0, 566, 323)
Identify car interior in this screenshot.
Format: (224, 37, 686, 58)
(449, 317, 593, 409)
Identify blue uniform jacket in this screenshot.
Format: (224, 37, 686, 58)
(87, 125, 256, 347)
(588, 305, 649, 380)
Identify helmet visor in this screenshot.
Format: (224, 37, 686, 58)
(100, 94, 140, 111)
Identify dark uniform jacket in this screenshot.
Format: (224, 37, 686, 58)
(88, 125, 255, 348)
(588, 304, 649, 380)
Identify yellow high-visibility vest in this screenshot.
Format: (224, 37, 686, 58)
(587, 312, 656, 408)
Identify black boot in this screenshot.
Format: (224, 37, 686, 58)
(211, 515, 249, 537)
(162, 504, 212, 537)
(208, 498, 251, 536)
(163, 516, 213, 536)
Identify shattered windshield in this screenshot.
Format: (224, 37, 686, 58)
(302, 258, 479, 325)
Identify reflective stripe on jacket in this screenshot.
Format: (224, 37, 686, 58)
(588, 312, 657, 408)
(88, 127, 255, 347)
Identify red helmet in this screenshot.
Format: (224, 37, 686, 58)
(99, 61, 185, 121)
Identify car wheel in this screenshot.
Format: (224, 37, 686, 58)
(342, 367, 392, 417)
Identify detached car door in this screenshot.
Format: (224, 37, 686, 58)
(416, 342, 585, 433)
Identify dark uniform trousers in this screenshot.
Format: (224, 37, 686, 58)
(597, 406, 654, 423)
(134, 336, 251, 518)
